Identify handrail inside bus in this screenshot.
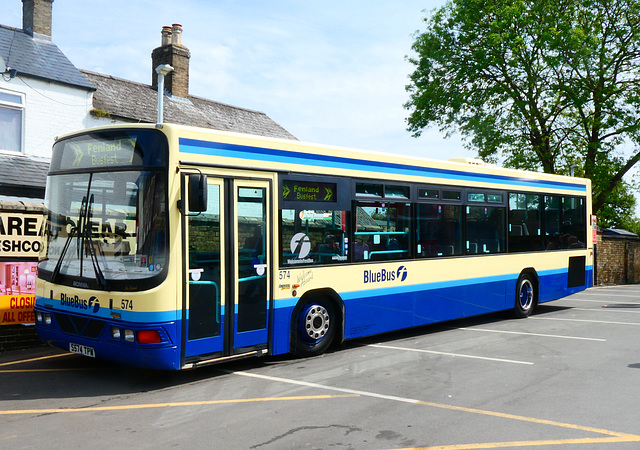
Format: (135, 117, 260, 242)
(355, 231, 408, 236)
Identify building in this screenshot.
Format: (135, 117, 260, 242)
(595, 228, 640, 285)
(0, 0, 94, 201)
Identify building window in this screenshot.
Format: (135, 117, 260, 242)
(0, 89, 25, 152)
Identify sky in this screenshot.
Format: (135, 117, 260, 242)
(6, 0, 474, 161)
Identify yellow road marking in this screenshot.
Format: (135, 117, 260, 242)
(0, 368, 96, 373)
(414, 399, 635, 438)
(0, 394, 359, 415)
(401, 436, 640, 449)
(0, 352, 72, 368)
(233, 371, 640, 448)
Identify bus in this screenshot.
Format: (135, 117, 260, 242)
(34, 124, 593, 370)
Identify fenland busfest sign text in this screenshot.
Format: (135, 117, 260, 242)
(0, 211, 43, 325)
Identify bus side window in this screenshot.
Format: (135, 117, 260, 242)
(465, 206, 506, 254)
(416, 204, 462, 257)
(280, 209, 349, 266)
(508, 193, 543, 253)
(354, 201, 411, 261)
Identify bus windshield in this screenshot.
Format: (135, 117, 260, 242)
(38, 130, 168, 291)
(39, 171, 167, 290)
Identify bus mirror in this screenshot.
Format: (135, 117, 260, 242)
(188, 174, 208, 212)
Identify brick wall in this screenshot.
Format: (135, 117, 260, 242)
(0, 325, 42, 352)
(595, 233, 640, 285)
(151, 44, 191, 99)
(22, 0, 53, 36)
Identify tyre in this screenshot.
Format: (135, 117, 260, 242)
(513, 274, 536, 318)
(291, 299, 336, 357)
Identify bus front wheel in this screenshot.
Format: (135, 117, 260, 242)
(514, 274, 536, 318)
(292, 299, 336, 357)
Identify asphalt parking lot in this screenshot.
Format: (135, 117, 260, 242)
(2, 284, 640, 449)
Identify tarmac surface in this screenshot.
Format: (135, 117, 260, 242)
(2, 284, 640, 449)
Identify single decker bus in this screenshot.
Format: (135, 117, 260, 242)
(35, 124, 593, 369)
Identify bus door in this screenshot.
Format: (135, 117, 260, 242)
(184, 176, 225, 358)
(183, 175, 270, 360)
(232, 180, 270, 351)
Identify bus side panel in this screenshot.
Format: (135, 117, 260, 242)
(270, 301, 296, 356)
(342, 278, 509, 340)
(537, 265, 593, 303)
(270, 279, 508, 356)
(272, 256, 592, 356)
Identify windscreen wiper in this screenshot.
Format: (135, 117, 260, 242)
(51, 196, 86, 283)
(83, 194, 107, 289)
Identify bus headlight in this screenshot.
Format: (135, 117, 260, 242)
(36, 312, 43, 323)
(44, 314, 52, 325)
(124, 329, 135, 342)
(111, 327, 121, 339)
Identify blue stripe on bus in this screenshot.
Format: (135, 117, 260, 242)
(276, 266, 582, 309)
(179, 138, 587, 192)
(35, 296, 178, 323)
(272, 266, 592, 351)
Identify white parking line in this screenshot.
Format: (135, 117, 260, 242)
(368, 344, 534, 365)
(455, 327, 606, 341)
(560, 298, 626, 304)
(531, 317, 640, 326)
(229, 370, 640, 447)
(573, 292, 640, 299)
(573, 307, 640, 314)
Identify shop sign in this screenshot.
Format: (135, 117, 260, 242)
(0, 212, 43, 258)
(0, 262, 38, 325)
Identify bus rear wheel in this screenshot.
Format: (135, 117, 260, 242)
(514, 274, 536, 318)
(292, 300, 336, 357)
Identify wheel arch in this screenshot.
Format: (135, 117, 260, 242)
(519, 267, 539, 300)
(513, 268, 540, 318)
(289, 288, 345, 353)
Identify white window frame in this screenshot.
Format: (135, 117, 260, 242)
(0, 88, 26, 153)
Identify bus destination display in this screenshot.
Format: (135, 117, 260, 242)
(56, 136, 139, 170)
(282, 180, 336, 202)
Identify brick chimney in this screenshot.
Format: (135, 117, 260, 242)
(151, 24, 191, 99)
(22, 0, 54, 37)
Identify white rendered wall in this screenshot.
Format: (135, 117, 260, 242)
(0, 76, 92, 158)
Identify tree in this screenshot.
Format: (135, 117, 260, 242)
(405, 0, 640, 225)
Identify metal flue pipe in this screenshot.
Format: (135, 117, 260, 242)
(155, 64, 174, 126)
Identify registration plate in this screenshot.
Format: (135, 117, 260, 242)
(69, 343, 95, 358)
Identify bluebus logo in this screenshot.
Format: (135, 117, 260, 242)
(88, 296, 100, 313)
(364, 266, 408, 284)
(60, 294, 101, 313)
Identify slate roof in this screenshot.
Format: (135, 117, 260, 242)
(0, 25, 94, 90)
(81, 70, 297, 140)
(0, 151, 49, 189)
(601, 228, 639, 239)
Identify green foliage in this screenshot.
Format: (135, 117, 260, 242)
(406, 0, 640, 227)
(596, 180, 640, 234)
